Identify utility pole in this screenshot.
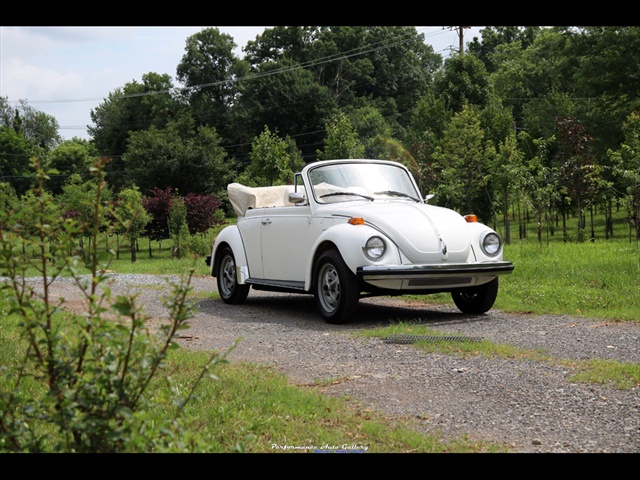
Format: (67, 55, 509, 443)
(456, 26, 471, 55)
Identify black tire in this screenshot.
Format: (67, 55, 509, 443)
(451, 278, 499, 314)
(313, 249, 359, 324)
(216, 246, 250, 304)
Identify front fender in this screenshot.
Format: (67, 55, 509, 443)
(466, 221, 505, 262)
(209, 225, 248, 278)
(304, 223, 400, 289)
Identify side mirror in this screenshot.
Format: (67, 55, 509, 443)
(288, 192, 306, 204)
(424, 194, 435, 203)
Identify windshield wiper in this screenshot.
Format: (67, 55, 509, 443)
(374, 190, 420, 202)
(319, 191, 374, 201)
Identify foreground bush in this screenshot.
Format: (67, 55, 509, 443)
(0, 159, 230, 452)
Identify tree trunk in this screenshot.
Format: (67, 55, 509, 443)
(130, 239, 137, 263)
(537, 212, 543, 244)
(503, 187, 511, 244)
(635, 182, 640, 241)
(517, 198, 524, 239)
(605, 198, 613, 239)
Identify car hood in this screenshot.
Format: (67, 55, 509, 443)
(330, 201, 472, 263)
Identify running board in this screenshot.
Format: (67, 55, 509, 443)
(246, 278, 307, 294)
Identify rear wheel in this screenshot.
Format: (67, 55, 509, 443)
(451, 278, 499, 314)
(216, 246, 250, 304)
(314, 249, 359, 324)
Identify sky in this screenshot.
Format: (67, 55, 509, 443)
(0, 26, 482, 141)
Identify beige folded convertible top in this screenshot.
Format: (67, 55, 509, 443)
(227, 183, 296, 217)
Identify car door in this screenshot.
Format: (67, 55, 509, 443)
(261, 204, 311, 283)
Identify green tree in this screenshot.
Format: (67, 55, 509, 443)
(56, 172, 114, 259)
(434, 54, 492, 113)
(475, 97, 514, 154)
(123, 114, 233, 197)
(0, 126, 36, 196)
(571, 27, 640, 158)
(490, 28, 576, 134)
(608, 110, 640, 241)
(403, 93, 452, 192)
(431, 105, 494, 222)
(303, 27, 440, 117)
(555, 116, 601, 238)
(521, 90, 576, 143)
(113, 186, 151, 263)
(16, 101, 61, 151)
(0, 96, 12, 126)
(0, 97, 61, 151)
(176, 28, 240, 142)
(283, 136, 305, 176)
(244, 26, 318, 65)
(45, 139, 98, 195)
(57, 174, 113, 226)
(239, 26, 440, 160)
(407, 93, 451, 148)
(347, 105, 395, 159)
(316, 112, 365, 161)
(89, 72, 179, 164)
(248, 126, 293, 186)
(520, 137, 560, 243)
(468, 26, 542, 73)
(168, 195, 189, 259)
(0, 181, 19, 215)
(490, 131, 526, 243)
(235, 58, 336, 162)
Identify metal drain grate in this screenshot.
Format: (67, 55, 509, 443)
(384, 334, 482, 344)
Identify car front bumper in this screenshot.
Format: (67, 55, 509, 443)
(357, 261, 514, 289)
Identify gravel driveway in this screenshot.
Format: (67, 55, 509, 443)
(29, 273, 640, 453)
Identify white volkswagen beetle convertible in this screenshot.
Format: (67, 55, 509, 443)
(206, 159, 514, 324)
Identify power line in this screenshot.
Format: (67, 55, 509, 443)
(4, 27, 463, 146)
(13, 27, 452, 107)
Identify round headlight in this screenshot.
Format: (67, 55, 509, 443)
(363, 236, 386, 260)
(481, 232, 502, 257)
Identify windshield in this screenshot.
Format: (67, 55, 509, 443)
(308, 162, 421, 204)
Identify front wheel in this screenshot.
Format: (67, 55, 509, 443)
(451, 278, 499, 314)
(216, 246, 250, 304)
(313, 249, 359, 324)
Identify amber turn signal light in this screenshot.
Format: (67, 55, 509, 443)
(348, 217, 365, 225)
(464, 214, 478, 223)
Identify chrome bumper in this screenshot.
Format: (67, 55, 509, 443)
(357, 261, 514, 281)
